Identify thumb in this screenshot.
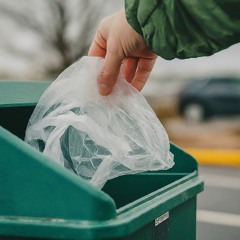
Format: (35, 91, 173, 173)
(98, 51, 123, 96)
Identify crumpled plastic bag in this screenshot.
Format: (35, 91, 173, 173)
(25, 56, 174, 189)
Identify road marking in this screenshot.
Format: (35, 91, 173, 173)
(197, 210, 240, 227)
(201, 174, 240, 190)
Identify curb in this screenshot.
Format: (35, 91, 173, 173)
(184, 148, 240, 167)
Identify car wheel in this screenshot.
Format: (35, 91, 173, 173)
(183, 103, 206, 122)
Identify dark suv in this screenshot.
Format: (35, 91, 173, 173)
(178, 77, 240, 122)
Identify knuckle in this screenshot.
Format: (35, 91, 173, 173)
(138, 65, 151, 73)
(99, 71, 118, 85)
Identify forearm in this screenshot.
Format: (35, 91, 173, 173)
(125, 0, 240, 59)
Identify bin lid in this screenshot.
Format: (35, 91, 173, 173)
(0, 81, 51, 107)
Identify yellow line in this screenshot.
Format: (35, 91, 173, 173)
(184, 148, 240, 166)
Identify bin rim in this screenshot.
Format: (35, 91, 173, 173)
(0, 171, 204, 239)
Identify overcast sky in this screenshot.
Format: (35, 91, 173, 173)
(153, 43, 240, 79)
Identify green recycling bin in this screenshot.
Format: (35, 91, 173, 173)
(0, 81, 204, 240)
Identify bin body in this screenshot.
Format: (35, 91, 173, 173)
(0, 81, 204, 240)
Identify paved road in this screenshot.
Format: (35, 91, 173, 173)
(197, 165, 240, 240)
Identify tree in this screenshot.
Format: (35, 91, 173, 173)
(0, 0, 116, 79)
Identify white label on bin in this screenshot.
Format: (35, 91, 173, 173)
(155, 212, 169, 226)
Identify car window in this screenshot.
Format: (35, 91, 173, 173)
(229, 79, 240, 88)
(208, 78, 240, 89)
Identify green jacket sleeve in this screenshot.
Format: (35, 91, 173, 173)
(125, 0, 240, 60)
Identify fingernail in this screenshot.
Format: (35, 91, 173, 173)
(99, 84, 109, 96)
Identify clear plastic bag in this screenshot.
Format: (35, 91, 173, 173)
(25, 57, 174, 189)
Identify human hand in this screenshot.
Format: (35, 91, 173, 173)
(88, 10, 157, 96)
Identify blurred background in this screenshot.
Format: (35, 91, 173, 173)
(0, 1, 239, 239)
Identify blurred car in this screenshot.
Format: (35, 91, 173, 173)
(178, 77, 240, 122)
